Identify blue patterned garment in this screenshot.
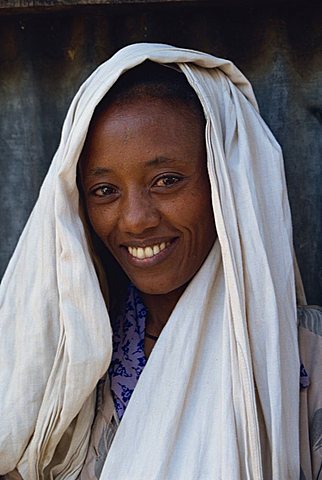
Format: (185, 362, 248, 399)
(300, 362, 310, 389)
(108, 284, 147, 420)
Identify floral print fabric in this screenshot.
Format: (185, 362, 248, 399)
(108, 285, 147, 419)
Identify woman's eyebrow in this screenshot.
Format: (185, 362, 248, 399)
(88, 166, 112, 176)
(87, 157, 179, 177)
(145, 156, 177, 167)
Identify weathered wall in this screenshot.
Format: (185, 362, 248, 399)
(0, 1, 321, 304)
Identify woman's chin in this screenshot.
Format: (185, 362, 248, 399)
(129, 277, 188, 298)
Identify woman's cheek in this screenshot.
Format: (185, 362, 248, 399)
(91, 206, 117, 241)
(87, 205, 105, 237)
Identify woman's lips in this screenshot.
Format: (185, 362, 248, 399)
(122, 238, 178, 266)
(128, 241, 171, 259)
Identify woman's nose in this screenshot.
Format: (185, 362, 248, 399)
(119, 191, 160, 235)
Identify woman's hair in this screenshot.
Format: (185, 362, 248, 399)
(92, 60, 205, 125)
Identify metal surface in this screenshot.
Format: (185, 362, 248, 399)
(0, 2, 321, 303)
(0, 0, 315, 9)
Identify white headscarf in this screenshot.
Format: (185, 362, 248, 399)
(0, 43, 299, 479)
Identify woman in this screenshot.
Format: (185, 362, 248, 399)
(0, 43, 321, 479)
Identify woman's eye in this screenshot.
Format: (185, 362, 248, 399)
(154, 175, 182, 188)
(91, 185, 118, 197)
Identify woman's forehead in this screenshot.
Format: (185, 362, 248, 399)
(80, 97, 206, 178)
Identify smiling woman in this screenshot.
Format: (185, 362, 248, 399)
(0, 43, 321, 480)
(78, 64, 217, 414)
(79, 64, 216, 329)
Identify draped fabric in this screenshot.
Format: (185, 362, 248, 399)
(0, 43, 300, 479)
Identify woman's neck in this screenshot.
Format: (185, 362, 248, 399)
(141, 284, 186, 337)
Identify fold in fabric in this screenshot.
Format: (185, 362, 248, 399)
(0, 43, 299, 479)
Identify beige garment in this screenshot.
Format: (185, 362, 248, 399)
(0, 44, 300, 478)
(79, 307, 322, 480)
(8, 300, 321, 480)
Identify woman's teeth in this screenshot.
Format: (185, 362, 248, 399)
(128, 242, 170, 259)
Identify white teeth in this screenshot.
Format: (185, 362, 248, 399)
(153, 245, 160, 255)
(145, 246, 154, 258)
(127, 241, 171, 259)
(137, 247, 144, 259)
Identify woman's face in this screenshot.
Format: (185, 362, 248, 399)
(80, 96, 216, 296)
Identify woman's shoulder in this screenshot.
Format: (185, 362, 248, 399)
(297, 304, 322, 393)
(298, 305, 322, 480)
(298, 305, 322, 385)
(298, 305, 322, 335)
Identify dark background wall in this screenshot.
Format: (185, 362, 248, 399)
(0, 0, 321, 304)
